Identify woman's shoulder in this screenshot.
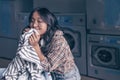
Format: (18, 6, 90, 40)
(54, 30, 63, 36)
(52, 30, 65, 42)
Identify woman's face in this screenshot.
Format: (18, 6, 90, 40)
(30, 11, 47, 36)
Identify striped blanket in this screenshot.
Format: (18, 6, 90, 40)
(2, 29, 52, 80)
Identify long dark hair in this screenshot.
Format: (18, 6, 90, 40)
(28, 7, 61, 55)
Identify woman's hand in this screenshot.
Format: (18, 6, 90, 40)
(23, 27, 41, 47)
(29, 32, 45, 61)
(29, 32, 41, 47)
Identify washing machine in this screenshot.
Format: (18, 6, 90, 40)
(55, 13, 87, 75)
(87, 34, 120, 80)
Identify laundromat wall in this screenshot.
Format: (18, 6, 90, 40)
(0, 0, 120, 80)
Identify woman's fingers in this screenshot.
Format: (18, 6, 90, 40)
(29, 33, 40, 46)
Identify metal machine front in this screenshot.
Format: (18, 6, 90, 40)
(87, 34, 120, 80)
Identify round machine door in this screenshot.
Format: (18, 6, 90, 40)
(92, 46, 120, 69)
(62, 28, 81, 57)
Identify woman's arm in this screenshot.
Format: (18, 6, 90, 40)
(33, 44, 46, 61)
(28, 31, 46, 61)
(29, 31, 68, 72)
(40, 35, 68, 71)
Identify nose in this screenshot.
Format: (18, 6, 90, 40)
(33, 21, 38, 28)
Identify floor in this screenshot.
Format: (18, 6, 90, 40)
(0, 58, 99, 80)
(81, 75, 99, 80)
(0, 58, 11, 68)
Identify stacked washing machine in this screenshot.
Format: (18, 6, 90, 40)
(55, 13, 87, 75)
(87, 0, 120, 80)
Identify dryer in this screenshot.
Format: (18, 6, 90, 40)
(55, 13, 87, 75)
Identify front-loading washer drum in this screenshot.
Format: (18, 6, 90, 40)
(92, 46, 120, 69)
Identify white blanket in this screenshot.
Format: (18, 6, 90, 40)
(0, 68, 6, 79)
(2, 29, 52, 80)
(17, 28, 41, 68)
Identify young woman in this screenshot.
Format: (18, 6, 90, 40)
(2, 7, 81, 80)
